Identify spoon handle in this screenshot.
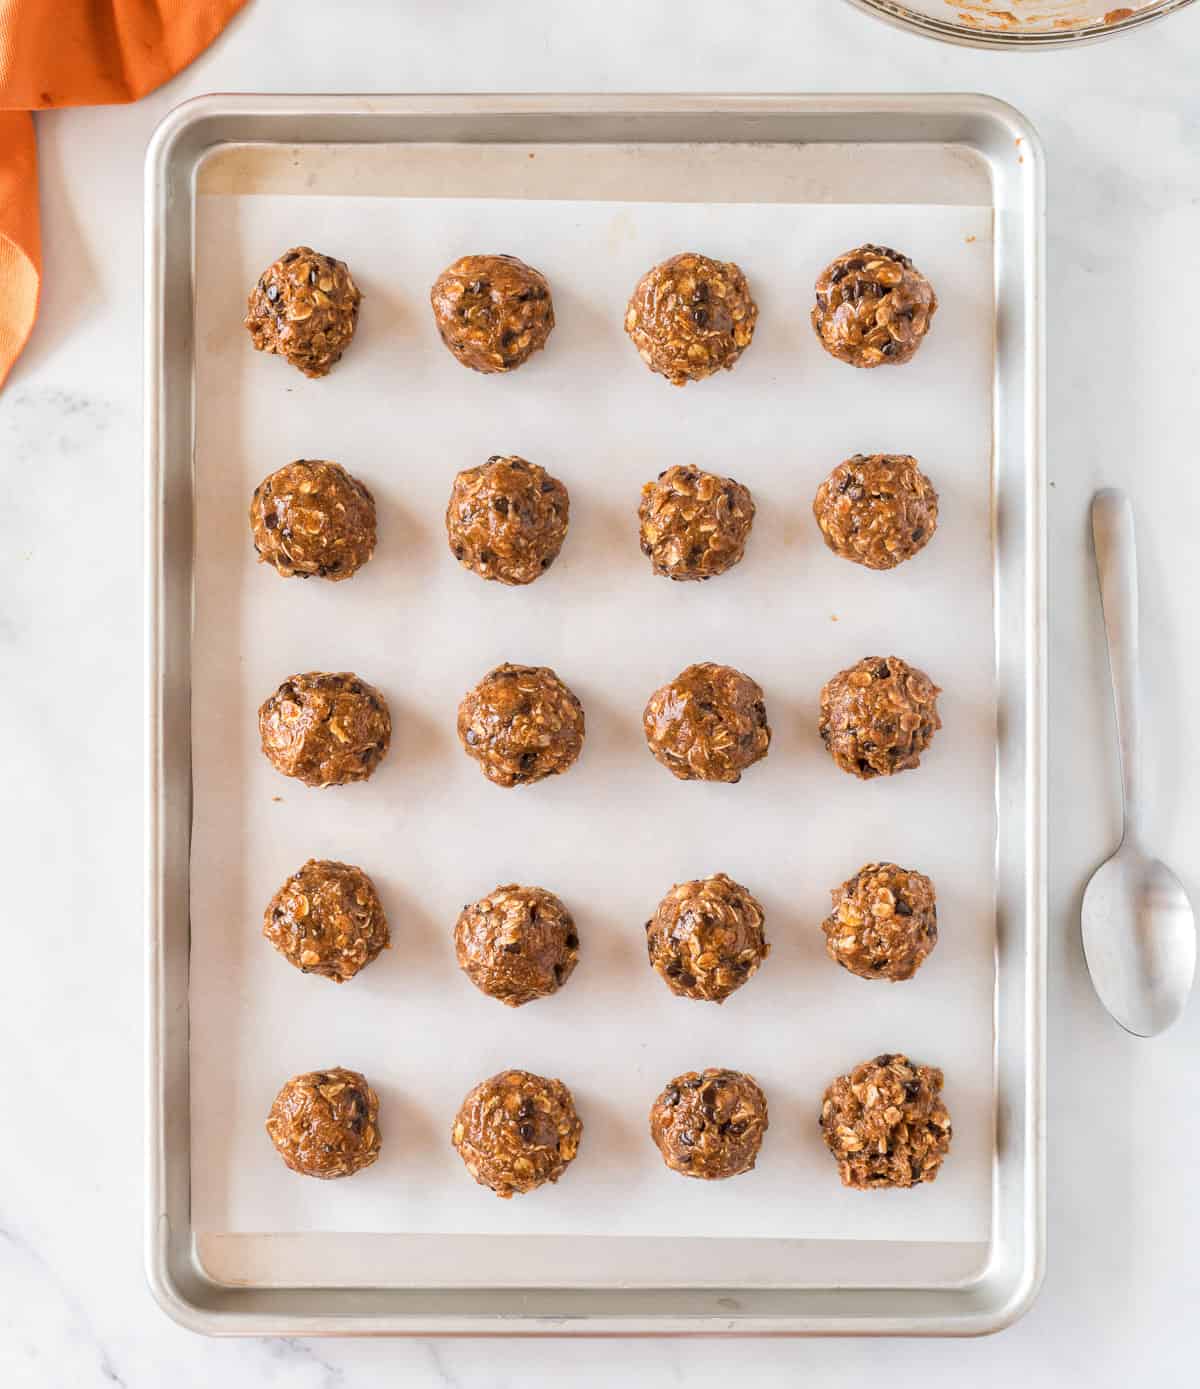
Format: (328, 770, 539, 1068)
(1091, 489, 1143, 838)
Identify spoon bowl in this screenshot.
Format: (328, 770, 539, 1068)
(1082, 844, 1196, 1037)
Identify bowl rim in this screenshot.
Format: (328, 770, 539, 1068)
(844, 0, 1197, 48)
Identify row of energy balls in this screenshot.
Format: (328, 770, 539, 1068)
(267, 1055, 950, 1196)
(250, 449, 938, 587)
(244, 243, 936, 383)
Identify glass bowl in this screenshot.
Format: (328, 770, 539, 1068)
(846, 0, 1197, 47)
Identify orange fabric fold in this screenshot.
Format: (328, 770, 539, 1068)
(0, 0, 247, 389)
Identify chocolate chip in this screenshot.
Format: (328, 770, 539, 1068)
(830, 266, 848, 285)
(691, 283, 709, 303)
(895, 898, 913, 917)
(564, 932, 579, 950)
(678, 1131, 695, 1146)
(504, 941, 521, 953)
(264, 512, 278, 530)
(540, 477, 556, 493)
(266, 284, 279, 302)
(309, 269, 319, 286)
(663, 1087, 680, 1107)
(903, 1079, 921, 1099)
(519, 751, 538, 770)
(679, 972, 697, 989)
(479, 549, 494, 565)
(665, 962, 682, 977)
(872, 662, 891, 679)
(692, 307, 708, 327)
(728, 1122, 747, 1137)
(454, 544, 465, 560)
(465, 729, 479, 745)
(517, 1099, 533, 1119)
(881, 341, 898, 357)
(874, 1053, 897, 1066)
(519, 1123, 535, 1142)
(466, 280, 486, 295)
(912, 527, 925, 542)
(685, 1077, 704, 1089)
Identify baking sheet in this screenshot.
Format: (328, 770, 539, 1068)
(190, 193, 996, 1243)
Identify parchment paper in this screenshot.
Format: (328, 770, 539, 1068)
(191, 193, 995, 1242)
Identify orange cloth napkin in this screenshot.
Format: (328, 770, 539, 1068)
(0, 0, 246, 389)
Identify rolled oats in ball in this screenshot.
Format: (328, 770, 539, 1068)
(822, 862, 938, 981)
(245, 246, 362, 378)
(649, 1068, 768, 1180)
(645, 873, 768, 1002)
(625, 252, 758, 386)
(259, 672, 391, 788)
(818, 656, 941, 780)
(819, 1053, 951, 1190)
(811, 244, 936, 368)
(263, 859, 389, 982)
(446, 454, 569, 585)
(457, 663, 585, 788)
(430, 254, 554, 373)
(250, 459, 376, 581)
(265, 1066, 381, 1179)
(643, 662, 770, 783)
(455, 884, 579, 1006)
(638, 465, 755, 581)
(451, 1069, 582, 1198)
(812, 453, 938, 571)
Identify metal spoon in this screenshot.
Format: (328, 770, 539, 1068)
(1082, 489, 1195, 1036)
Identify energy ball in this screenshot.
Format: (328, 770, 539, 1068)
(457, 663, 585, 788)
(645, 873, 768, 1002)
(263, 859, 389, 983)
(812, 453, 938, 571)
(245, 246, 362, 378)
(819, 1053, 951, 1190)
(455, 884, 579, 1006)
(625, 252, 758, 386)
(265, 1067, 381, 1179)
(250, 459, 376, 581)
(649, 1068, 768, 1180)
(822, 862, 938, 981)
(818, 657, 941, 780)
(451, 1069, 582, 1198)
(638, 465, 756, 581)
(643, 662, 770, 783)
(259, 672, 391, 788)
(811, 244, 937, 368)
(430, 254, 554, 373)
(446, 454, 569, 585)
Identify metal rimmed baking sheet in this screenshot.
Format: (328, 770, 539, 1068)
(146, 94, 1045, 1336)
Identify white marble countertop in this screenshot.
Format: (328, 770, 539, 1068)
(3, 2, 1199, 1384)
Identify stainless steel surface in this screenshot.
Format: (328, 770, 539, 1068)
(145, 93, 1045, 1337)
(1082, 490, 1196, 1037)
(846, 0, 1197, 48)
